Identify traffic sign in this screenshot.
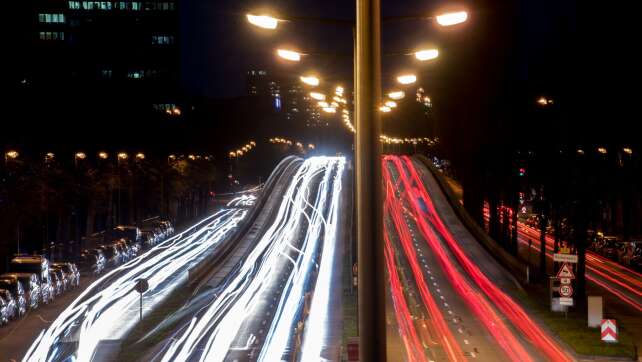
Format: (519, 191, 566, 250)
(554, 253, 578, 263)
(560, 297, 574, 306)
(601, 319, 618, 343)
(556, 263, 575, 279)
(560, 278, 572, 285)
(135, 278, 149, 294)
(559, 284, 573, 297)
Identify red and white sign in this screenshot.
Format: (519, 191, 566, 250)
(559, 284, 573, 297)
(601, 319, 618, 343)
(556, 263, 575, 279)
(560, 278, 572, 285)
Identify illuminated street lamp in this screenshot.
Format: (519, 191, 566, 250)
(414, 48, 439, 61)
(45, 152, 55, 162)
(188, 154, 196, 160)
(384, 100, 397, 108)
(318, 101, 329, 108)
(75, 152, 87, 160)
(117, 152, 129, 162)
(335, 85, 344, 95)
(5, 150, 19, 160)
(388, 90, 405, 100)
(379, 105, 391, 112)
(623, 147, 633, 155)
(537, 96, 553, 106)
(322, 107, 337, 113)
(300, 75, 320, 86)
(276, 48, 302, 61)
(435, 11, 468, 26)
(396, 74, 417, 85)
(597, 147, 608, 154)
(135, 152, 146, 160)
(310, 92, 326, 101)
(98, 151, 109, 160)
(246, 14, 280, 29)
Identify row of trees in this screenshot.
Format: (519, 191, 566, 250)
(465, 146, 641, 300)
(0, 154, 221, 270)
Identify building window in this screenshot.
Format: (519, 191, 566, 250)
(101, 69, 112, 78)
(151, 35, 174, 45)
(127, 70, 144, 79)
(68, 1, 80, 9)
(39, 31, 65, 41)
(39, 13, 66, 23)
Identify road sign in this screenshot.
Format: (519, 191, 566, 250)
(135, 278, 149, 294)
(556, 263, 575, 279)
(554, 253, 578, 263)
(559, 284, 573, 297)
(560, 297, 574, 306)
(560, 277, 572, 285)
(601, 319, 618, 343)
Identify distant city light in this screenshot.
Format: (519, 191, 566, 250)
(435, 11, 468, 26)
(300, 75, 320, 86)
(537, 96, 553, 106)
(414, 48, 439, 61)
(576, 149, 585, 155)
(388, 91, 405, 100)
(397, 74, 417, 85)
(246, 14, 279, 29)
(322, 107, 336, 113)
(597, 147, 607, 154)
(385, 100, 397, 108)
(317, 101, 329, 108)
(276, 49, 301, 62)
(310, 92, 326, 101)
(379, 106, 391, 112)
(335, 86, 344, 96)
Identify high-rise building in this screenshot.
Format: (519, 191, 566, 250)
(12, 0, 179, 121)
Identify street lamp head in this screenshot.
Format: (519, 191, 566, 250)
(435, 11, 468, 26)
(98, 151, 109, 160)
(75, 152, 87, 160)
(276, 48, 302, 62)
(385, 100, 397, 108)
(388, 91, 405, 100)
(623, 147, 633, 155)
(5, 150, 19, 159)
(300, 75, 320, 86)
(246, 14, 280, 29)
(537, 96, 553, 106)
(168, 154, 176, 160)
(310, 92, 326, 101)
(117, 152, 128, 160)
(379, 106, 392, 113)
(396, 74, 417, 85)
(135, 152, 145, 160)
(45, 152, 55, 161)
(414, 48, 439, 61)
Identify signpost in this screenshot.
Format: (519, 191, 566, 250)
(601, 319, 618, 343)
(135, 278, 149, 322)
(551, 253, 578, 310)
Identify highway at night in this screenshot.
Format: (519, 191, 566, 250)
(383, 155, 572, 362)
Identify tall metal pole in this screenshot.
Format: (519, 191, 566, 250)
(356, 0, 385, 360)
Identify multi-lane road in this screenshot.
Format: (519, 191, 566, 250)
(383, 155, 572, 362)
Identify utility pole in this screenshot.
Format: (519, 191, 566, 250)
(355, 0, 385, 360)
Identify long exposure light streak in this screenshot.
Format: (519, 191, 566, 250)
(160, 156, 345, 362)
(393, 155, 572, 362)
(24, 208, 249, 362)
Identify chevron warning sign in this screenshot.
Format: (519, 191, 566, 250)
(601, 319, 618, 343)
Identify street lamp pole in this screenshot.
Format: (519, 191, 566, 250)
(355, 0, 385, 360)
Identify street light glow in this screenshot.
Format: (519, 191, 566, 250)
(597, 147, 608, 154)
(385, 100, 397, 108)
(5, 150, 19, 159)
(318, 101, 329, 108)
(435, 11, 468, 26)
(136, 152, 146, 160)
(397, 74, 417, 85)
(335, 86, 344, 95)
(380, 106, 391, 112)
(388, 91, 405, 100)
(300, 75, 320, 86)
(623, 147, 633, 155)
(322, 107, 336, 113)
(246, 14, 279, 29)
(75, 152, 87, 160)
(117, 152, 128, 160)
(414, 48, 439, 61)
(276, 48, 301, 62)
(310, 92, 326, 101)
(98, 151, 109, 159)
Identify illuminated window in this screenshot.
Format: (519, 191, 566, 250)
(101, 69, 112, 78)
(39, 13, 66, 23)
(39, 31, 65, 41)
(127, 70, 144, 79)
(68, 1, 80, 9)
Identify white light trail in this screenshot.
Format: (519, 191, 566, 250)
(23, 207, 249, 362)
(159, 156, 346, 362)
